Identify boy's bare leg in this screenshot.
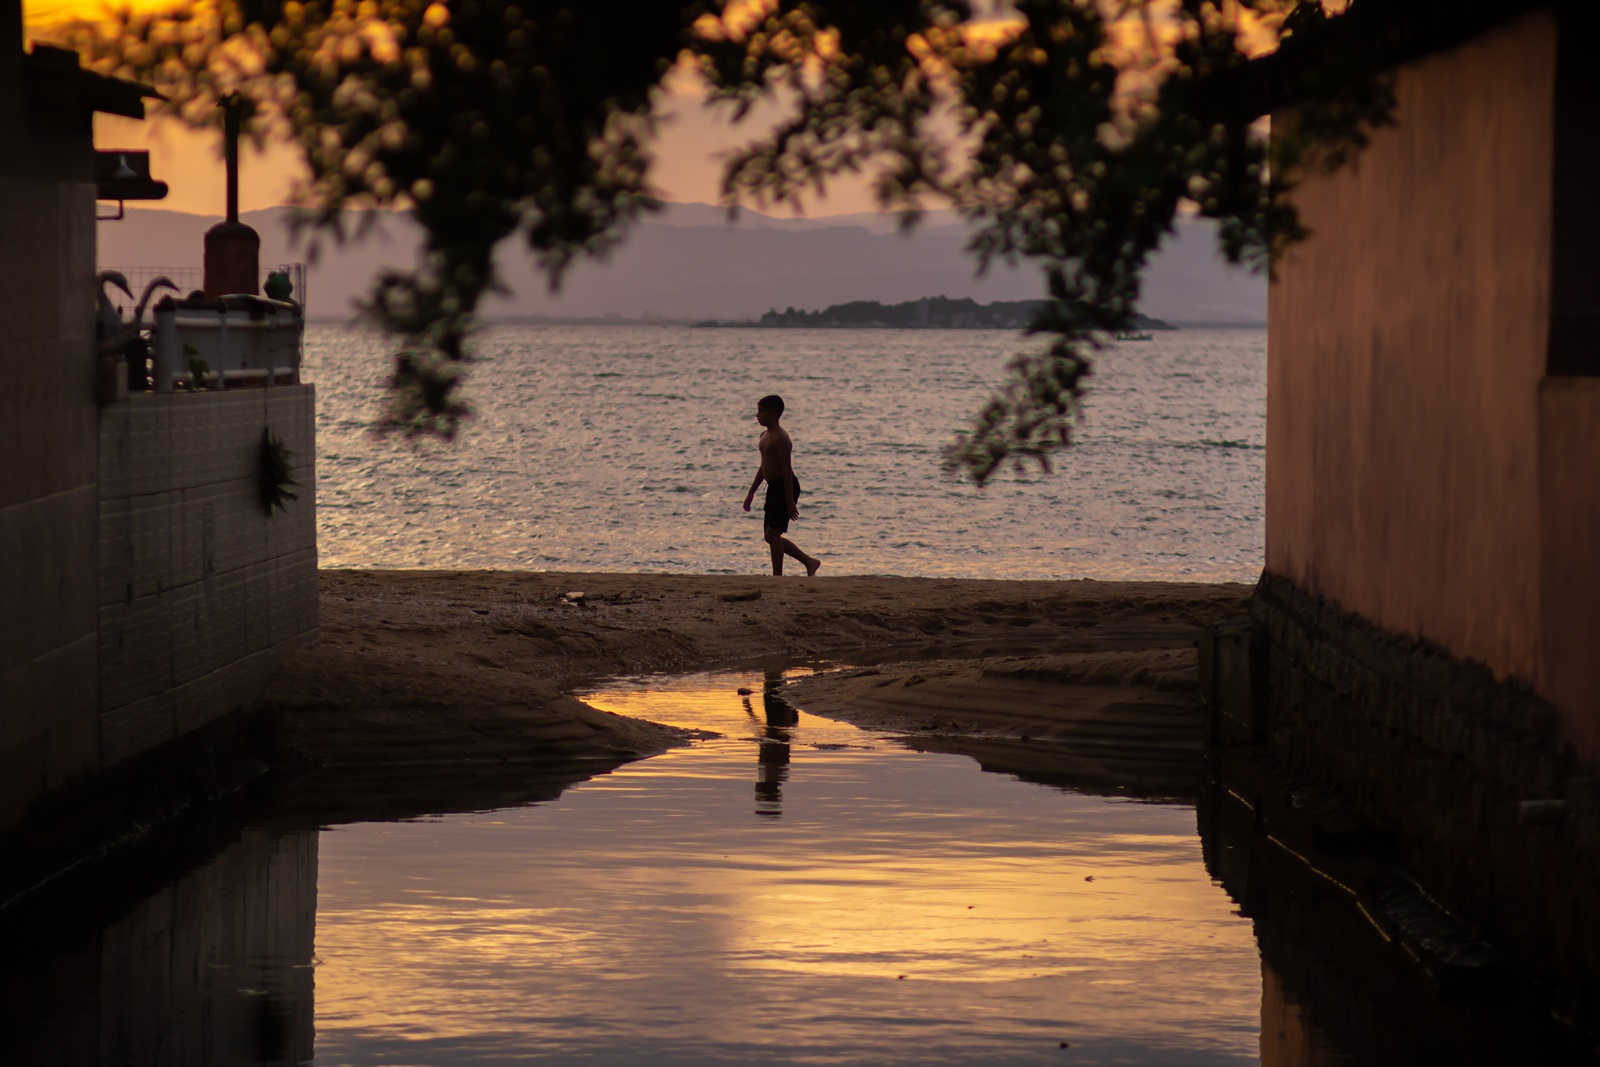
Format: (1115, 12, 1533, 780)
(781, 536, 821, 576)
(787, 543, 825, 575)
(766, 528, 784, 575)
(765, 528, 821, 576)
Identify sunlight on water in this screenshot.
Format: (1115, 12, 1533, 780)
(309, 671, 1261, 1065)
(305, 326, 1265, 580)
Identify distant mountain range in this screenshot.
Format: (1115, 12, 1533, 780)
(97, 201, 1266, 325)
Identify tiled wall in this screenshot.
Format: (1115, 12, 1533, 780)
(97, 387, 318, 765)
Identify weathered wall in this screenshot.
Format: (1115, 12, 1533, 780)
(0, 52, 102, 830)
(97, 387, 318, 766)
(1266, 10, 1556, 687)
(1539, 379, 1600, 762)
(1251, 573, 1599, 1018)
(1250, 8, 1600, 1020)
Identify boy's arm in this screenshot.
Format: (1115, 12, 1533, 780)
(778, 436, 799, 519)
(743, 468, 765, 512)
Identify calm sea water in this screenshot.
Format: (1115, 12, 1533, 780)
(304, 325, 1264, 580)
(310, 670, 1261, 1065)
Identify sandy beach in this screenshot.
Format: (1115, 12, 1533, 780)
(264, 571, 1252, 775)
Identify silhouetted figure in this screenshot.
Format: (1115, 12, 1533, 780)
(744, 670, 798, 818)
(743, 394, 821, 576)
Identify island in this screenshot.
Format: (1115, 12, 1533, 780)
(694, 296, 1177, 331)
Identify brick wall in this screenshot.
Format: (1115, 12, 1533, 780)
(97, 387, 318, 766)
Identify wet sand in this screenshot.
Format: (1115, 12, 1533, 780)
(264, 571, 1251, 774)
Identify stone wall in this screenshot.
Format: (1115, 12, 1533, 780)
(97, 387, 318, 767)
(1251, 573, 1599, 1026)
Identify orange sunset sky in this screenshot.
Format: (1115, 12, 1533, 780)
(24, 0, 1289, 219)
(21, 0, 905, 217)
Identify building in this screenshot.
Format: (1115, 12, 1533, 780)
(0, 0, 318, 900)
(1219, 0, 1600, 1031)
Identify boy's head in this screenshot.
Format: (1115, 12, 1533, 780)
(756, 394, 785, 425)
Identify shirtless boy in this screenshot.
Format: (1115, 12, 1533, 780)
(743, 394, 822, 576)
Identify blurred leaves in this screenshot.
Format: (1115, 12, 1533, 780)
(60, 0, 1466, 476)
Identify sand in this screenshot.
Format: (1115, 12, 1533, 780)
(264, 571, 1252, 783)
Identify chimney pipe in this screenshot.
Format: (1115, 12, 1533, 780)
(203, 92, 259, 297)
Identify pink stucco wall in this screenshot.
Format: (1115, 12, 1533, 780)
(1268, 12, 1557, 689)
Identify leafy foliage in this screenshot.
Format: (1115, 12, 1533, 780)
(258, 425, 300, 515)
(59, 0, 1526, 477)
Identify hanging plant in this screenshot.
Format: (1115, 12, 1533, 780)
(258, 426, 298, 516)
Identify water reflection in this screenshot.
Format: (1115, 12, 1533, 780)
(1198, 765, 1596, 1066)
(1, 821, 317, 1067)
(4, 669, 1596, 1065)
(745, 669, 798, 818)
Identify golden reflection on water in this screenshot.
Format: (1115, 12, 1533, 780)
(310, 674, 1261, 1064)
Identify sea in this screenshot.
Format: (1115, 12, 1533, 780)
(304, 325, 1265, 582)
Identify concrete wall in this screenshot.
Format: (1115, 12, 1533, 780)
(0, 91, 102, 829)
(98, 388, 318, 767)
(1266, 10, 1557, 689)
(1268, 7, 1600, 764)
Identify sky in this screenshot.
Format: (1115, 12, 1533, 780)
(22, 0, 900, 217)
(25, 0, 1287, 219)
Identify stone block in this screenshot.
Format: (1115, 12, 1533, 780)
(272, 548, 320, 647)
(243, 560, 275, 654)
(100, 691, 175, 766)
(99, 594, 173, 713)
(0, 485, 99, 674)
(166, 392, 210, 492)
(172, 485, 215, 588)
(210, 477, 273, 574)
(172, 648, 277, 738)
(97, 495, 133, 609)
(208, 566, 252, 679)
(0, 181, 97, 512)
(98, 396, 171, 501)
(264, 386, 316, 467)
(1203, 618, 1268, 747)
(264, 466, 316, 560)
(109, 492, 176, 602)
(166, 580, 205, 688)
(191, 390, 265, 490)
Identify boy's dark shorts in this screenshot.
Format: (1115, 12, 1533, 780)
(763, 475, 801, 534)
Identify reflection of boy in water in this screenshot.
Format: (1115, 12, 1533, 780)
(744, 671, 798, 818)
(743, 395, 822, 577)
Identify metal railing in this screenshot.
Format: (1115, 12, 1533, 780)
(104, 264, 308, 391)
(105, 263, 307, 310)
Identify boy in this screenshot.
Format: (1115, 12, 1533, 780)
(743, 394, 822, 576)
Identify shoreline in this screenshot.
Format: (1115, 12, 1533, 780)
(264, 570, 1253, 773)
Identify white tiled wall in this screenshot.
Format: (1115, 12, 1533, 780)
(97, 386, 318, 764)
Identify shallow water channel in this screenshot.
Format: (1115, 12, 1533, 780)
(6, 667, 1595, 1065)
